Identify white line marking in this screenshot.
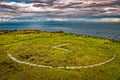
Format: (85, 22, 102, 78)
(53, 43, 72, 52)
(7, 52, 53, 68)
(7, 51, 116, 69)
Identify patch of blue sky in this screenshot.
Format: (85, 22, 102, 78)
(89, 15, 120, 19)
(8, 0, 21, 2)
(24, 1, 32, 4)
(7, 0, 32, 4)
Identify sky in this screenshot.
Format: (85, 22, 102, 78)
(0, 0, 120, 22)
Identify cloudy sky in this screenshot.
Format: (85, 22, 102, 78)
(0, 0, 120, 22)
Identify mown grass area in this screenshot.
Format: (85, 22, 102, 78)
(0, 30, 120, 80)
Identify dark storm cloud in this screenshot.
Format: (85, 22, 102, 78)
(53, 2, 83, 9)
(109, 0, 120, 5)
(0, 4, 17, 9)
(53, 0, 120, 9)
(87, 0, 120, 8)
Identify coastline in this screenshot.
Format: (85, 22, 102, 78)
(0, 30, 120, 42)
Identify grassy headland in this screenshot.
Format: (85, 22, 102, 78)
(0, 30, 120, 80)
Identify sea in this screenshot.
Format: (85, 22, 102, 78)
(0, 21, 120, 40)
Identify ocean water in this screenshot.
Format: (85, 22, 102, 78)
(0, 21, 120, 40)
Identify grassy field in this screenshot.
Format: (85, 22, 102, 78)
(0, 30, 120, 80)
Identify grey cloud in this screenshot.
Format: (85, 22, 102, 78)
(28, 0, 56, 3)
(0, 4, 17, 9)
(0, 0, 120, 20)
(109, 0, 120, 5)
(53, 2, 83, 9)
(86, 0, 120, 8)
(0, 0, 7, 2)
(24, 0, 57, 4)
(33, 3, 53, 7)
(33, 3, 49, 7)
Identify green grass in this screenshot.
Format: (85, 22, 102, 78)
(0, 30, 120, 80)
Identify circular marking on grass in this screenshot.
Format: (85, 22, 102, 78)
(7, 43, 116, 69)
(7, 53, 116, 69)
